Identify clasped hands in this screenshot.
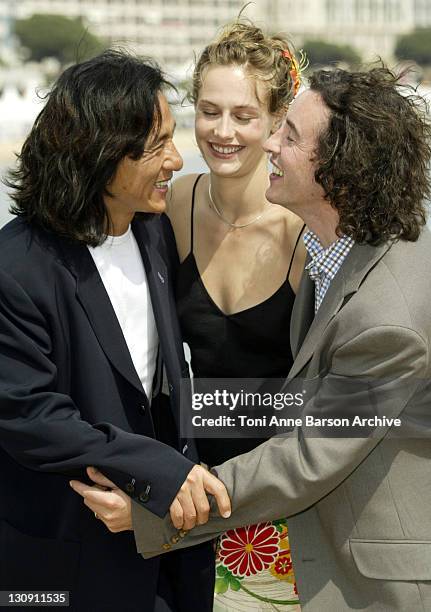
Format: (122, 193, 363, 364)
(69, 464, 231, 534)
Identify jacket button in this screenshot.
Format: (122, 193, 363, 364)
(162, 543, 171, 550)
(170, 535, 180, 544)
(125, 480, 135, 494)
(138, 484, 151, 503)
(178, 529, 188, 538)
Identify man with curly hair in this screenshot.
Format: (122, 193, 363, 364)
(96, 66, 431, 612)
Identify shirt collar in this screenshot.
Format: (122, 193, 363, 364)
(304, 230, 355, 281)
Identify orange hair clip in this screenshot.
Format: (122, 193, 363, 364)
(282, 49, 307, 96)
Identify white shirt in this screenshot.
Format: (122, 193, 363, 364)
(88, 226, 159, 399)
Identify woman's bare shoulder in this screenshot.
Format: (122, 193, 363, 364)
(167, 173, 205, 259)
(168, 174, 204, 216)
(278, 209, 307, 293)
(270, 204, 305, 236)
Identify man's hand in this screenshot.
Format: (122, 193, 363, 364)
(169, 464, 231, 530)
(70, 467, 132, 532)
(70, 464, 231, 534)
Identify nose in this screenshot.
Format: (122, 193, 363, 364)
(263, 126, 282, 155)
(164, 140, 183, 172)
(214, 114, 234, 140)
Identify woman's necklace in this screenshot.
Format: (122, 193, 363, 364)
(208, 182, 270, 229)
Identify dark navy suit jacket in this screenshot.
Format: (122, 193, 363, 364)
(0, 214, 213, 611)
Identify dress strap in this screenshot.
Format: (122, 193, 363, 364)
(190, 173, 204, 253)
(286, 223, 306, 281)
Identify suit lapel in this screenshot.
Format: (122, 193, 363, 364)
(58, 237, 145, 395)
(132, 217, 183, 430)
(289, 240, 393, 379)
(290, 257, 315, 359)
(132, 218, 172, 349)
(132, 216, 167, 307)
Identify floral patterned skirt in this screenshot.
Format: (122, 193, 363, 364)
(213, 519, 300, 611)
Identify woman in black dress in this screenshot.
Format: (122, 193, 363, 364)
(168, 21, 306, 610)
(71, 20, 307, 610)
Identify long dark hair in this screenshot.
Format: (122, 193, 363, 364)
(310, 66, 431, 245)
(6, 49, 172, 245)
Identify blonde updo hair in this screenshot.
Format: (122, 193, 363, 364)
(190, 21, 298, 116)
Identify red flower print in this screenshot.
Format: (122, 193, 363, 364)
(218, 522, 280, 577)
(274, 554, 293, 576)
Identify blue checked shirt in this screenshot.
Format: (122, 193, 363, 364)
(303, 231, 355, 312)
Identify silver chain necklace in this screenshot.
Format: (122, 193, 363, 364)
(208, 182, 269, 229)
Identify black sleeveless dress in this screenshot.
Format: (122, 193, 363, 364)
(176, 174, 305, 466)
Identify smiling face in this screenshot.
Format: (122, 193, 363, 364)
(195, 65, 274, 178)
(105, 94, 182, 230)
(264, 89, 330, 216)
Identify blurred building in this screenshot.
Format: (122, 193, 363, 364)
(252, 0, 431, 60)
(3, 0, 245, 72)
(0, 0, 430, 69)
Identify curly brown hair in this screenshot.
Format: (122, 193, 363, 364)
(190, 20, 298, 116)
(309, 67, 431, 244)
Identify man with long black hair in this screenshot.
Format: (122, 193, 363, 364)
(0, 50, 230, 611)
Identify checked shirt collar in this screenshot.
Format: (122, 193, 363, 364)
(303, 230, 355, 312)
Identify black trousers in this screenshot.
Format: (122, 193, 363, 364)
(155, 542, 215, 612)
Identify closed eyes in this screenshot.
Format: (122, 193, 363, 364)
(201, 110, 254, 123)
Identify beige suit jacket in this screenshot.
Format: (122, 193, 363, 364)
(132, 229, 431, 611)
